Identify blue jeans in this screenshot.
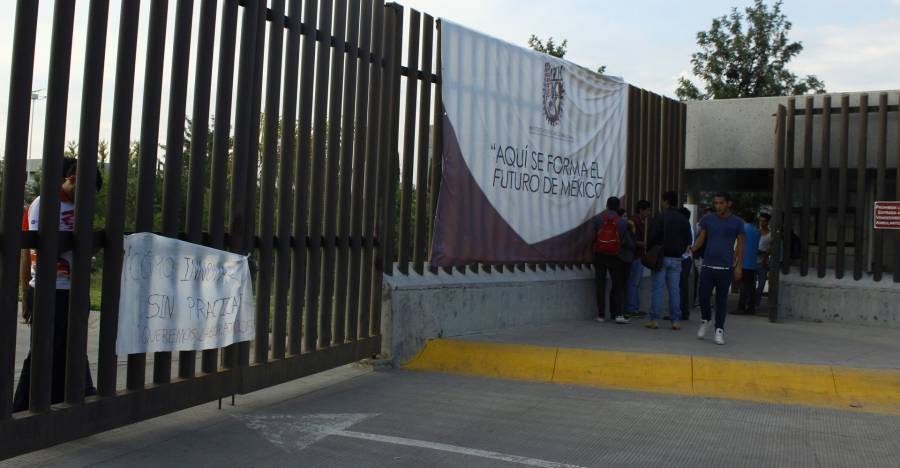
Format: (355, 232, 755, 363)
(626, 260, 644, 312)
(699, 267, 732, 330)
(651, 257, 681, 322)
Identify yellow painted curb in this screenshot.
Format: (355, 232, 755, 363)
(404, 338, 900, 416)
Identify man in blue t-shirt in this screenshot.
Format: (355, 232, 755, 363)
(737, 210, 761, 315)
(688, 192, 745, 345)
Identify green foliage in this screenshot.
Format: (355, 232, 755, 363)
(527, 35, 568, 58)
(527, 34, 608, 76)
(676, 0, 825, 101)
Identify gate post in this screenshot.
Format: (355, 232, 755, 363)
(769, 104, 787, 322)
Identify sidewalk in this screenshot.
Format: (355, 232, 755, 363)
(406, 314, 900, 415)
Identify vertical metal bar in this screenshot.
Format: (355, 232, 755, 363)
(290, 0, 319, 355)
(895, 92, 900, 283)
(128, 0, 168, 391)
(835, 96, 850, 280)
(799, 96, 813, 277)
(428, 20, 443, 268)
(304, 0, 333, 351)
(29, 0, 78, 412)
(770, 104, 786, 321)
(97, 0, 140, 395)
(624, 86, 635, 213)
(204, 0, 238, 373)
(0, 0, 39, 417)
(155, 0, 194, 386)
(65, 0, 109, 405)
(181, 0, 217, 379)
(347, 0, 374, 340)
(782, 98, 795, 275)
(854, 94, 868, 280)
(375, 3, 403, 339)
(397, 10, 420, 275)
(873, 93, 888, 281)
(238, 0, 267, 369)
(659, 98, 669, 196)
(225, 0, 260, 367)
(319, 0, 346, 347)
(678, 102, 686, 202)
(255, 0, 286, 364)
(333, 0, 360, 345)
(412, 14, 434, 275)
(273, 0, 302, 359)
(817, 96, 831, 278)
(641, 90, 650, 203)
(359, 0, 385, 339)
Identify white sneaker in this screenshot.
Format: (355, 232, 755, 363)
(595, 316, 605, 323)
(714, 328, 725, 345)
(697, 320, 710, 339)
(615, 315, 630, 324)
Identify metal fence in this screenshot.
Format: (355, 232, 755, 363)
(0, 0, 684, 458)
(771, 93, 900, 295)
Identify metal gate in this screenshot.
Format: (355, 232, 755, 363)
(0, 0, 426, 458)
(0, 0, 684, 458)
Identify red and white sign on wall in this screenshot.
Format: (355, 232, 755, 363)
(874, 201, 900, 230)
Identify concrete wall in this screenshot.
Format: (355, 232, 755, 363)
(381, 266, 595, 364)
(380, 264, 689, 364)
(778, 270, 900, 329)
(686, 90, 900, 170)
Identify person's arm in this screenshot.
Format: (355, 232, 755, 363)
(734, 231, 745, 281)
(647, 215, 661, 247)
(689, 229, 706, 254)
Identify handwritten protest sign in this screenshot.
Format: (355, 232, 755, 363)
(116, 233, 255, 355)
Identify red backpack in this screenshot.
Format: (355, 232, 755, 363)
(595, 213, 621, 255)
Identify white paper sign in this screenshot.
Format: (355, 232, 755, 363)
(116, 233, 255, 355)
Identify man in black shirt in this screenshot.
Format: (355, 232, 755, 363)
(646, 192, 693, 330)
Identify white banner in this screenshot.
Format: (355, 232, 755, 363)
(116, 233, 255, 355)
(432, 21, 628, 266)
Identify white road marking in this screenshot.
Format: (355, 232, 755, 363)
(238, 413, 586, 468)
(335, 429, 586, 468)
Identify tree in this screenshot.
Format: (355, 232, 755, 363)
(527, 35, 607, 75)
(527, 34, 567, 58)
(676, 0, 825, 101)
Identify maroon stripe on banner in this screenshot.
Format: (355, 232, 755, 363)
(430, 112, 597, 268)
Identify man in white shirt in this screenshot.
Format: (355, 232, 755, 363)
(14, 157, 100, 411)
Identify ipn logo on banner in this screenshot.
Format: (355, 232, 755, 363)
(542, 63, 565, 126)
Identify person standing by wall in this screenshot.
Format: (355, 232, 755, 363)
(645, 192, 692, 330)
(593, 197, 630, 324)
(737, 210, 761, 315)
(756, 212, 773, 307)
(688, 193, 745, 345)
(626, 200, 651, 318)
(678, 207, 694, 321)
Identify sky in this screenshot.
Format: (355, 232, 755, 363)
(1, 0, 899, 163)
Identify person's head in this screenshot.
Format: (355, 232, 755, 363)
(742, 209, 756, 224)
(60, 157, 103, 201)
(636, 200, 651, 219)
(678, 207, 691, 219)
(759, 212, 772, 229)
(661, 191, 677, 210)
(712, 192, 732, 216)
(606, 196, 621, 211)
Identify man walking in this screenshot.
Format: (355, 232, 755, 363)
(737, 210, 761, 315)
(14, 157, 99, 411)
(756, 212, 773, 307)
(645, 192, 692, 330)
(626, 200, 651, 317)
(688, 192, 745, 345)
(593, 197, 629, 324)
